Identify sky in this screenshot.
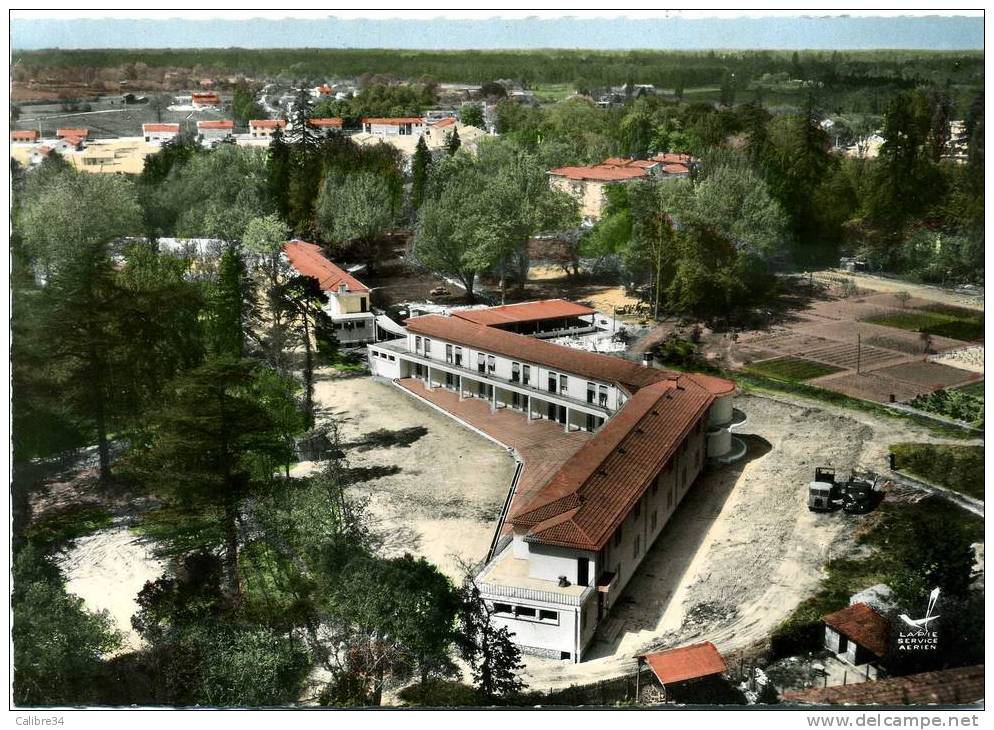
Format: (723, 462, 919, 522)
(9, 14, 985, 51)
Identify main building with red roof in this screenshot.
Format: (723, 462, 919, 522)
(366, 300, 738, 662)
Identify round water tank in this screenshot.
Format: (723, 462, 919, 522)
(708, 393, 734, 427)
(707, 427, 732, 458)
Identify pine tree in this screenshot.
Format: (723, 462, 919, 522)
(411, 135, 431, 210)
(446, 128, 461, 155)
(267, 128, 292, 221)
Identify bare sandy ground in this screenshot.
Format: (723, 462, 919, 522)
(306, 370, 517, 580)
(812, 270, 984, 311)
(55, 524, 166, 653)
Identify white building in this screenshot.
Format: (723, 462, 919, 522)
(367, 308, 738, 661)
(283, 240, 376, 345)
(361, 117, 425, 137)
(142, 123, 181, 143)
(197, 119, 235, 141)
(191, 92, 221, 109)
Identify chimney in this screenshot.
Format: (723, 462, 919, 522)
(558, 576, 571, 588)
(641, 352, 653, 368)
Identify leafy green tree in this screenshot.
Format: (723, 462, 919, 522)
(316, 171, 396, 264)
(13, 544, 121, 705)
(231, 83, 265, 126)
(458, 104, 485, 128)
(410, 134, 431, 211)
(446, 128, 462, 155)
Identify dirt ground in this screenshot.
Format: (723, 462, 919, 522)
(517, 391, 983, 691)
(812, 270, 984, 311)
(303, 369, 517, 579)
(526, 265, 646, 324)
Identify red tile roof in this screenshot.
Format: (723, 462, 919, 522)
(250, 119, 287, 129)
(197, 120, 235, 130)
(824, 603, 891, 658)
(784, 665, 984, 706)
(309, 117, 344, 128)
(652, 152, 696, 165)
(192, 92, 220, 103)
(549, 164, 649, 182)
(142, 123, 180, 134)
(510, 374, 714, 549)
(452, 299, 595, 327)
(432, 117, 458, 128)
(405, 314, 670, 393)
(662, 163, 690, 174)
(362, 117, 424, 125)
(643, 642, 728, 685)
(283, 240, 369, 294)
(11, 130, 39, 142)
(56, 128, 88, 139)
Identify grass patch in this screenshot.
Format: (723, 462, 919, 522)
(908, 388, 984, 428)
(398, 680, 483, 707)
(732, 371, 976, 440)
(865, 305, 984, 341)
(25, 503, 114, 550)
(890, 443, 985, 500)
(744, 356, 843, 382)
(529, 83, 575, 102)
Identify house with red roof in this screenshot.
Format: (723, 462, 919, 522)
(365, 302, 739, 661)
(283, 240, 375, 345)
(197, 119, 235, 141)
(249, 119, 288, 138)
(191, 92, 220, 109)
(142, 123, 181, 143)
(308, 118, 344, 133)
(639, 642, 728, 701)
(823, 602, 892, 675)
(11, 130, 39, 143)
(362, 117, 425, 137)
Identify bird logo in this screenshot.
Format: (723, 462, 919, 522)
(899, 587, 941, 632)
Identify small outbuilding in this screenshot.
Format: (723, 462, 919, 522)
(823, 602, 891, 674)
(638, 641, 728, 702)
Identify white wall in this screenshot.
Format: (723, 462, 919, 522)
(368, 347, 402, 378)
(405, 332, 624, 411)
(487, 599, 584, 660)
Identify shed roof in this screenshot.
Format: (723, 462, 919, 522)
(309, 117, 344, 128)
(56, 128, 89, 138)
(452, 299, 595, 327)
(11, 130, 39, 141)
(643, 642, 727, 685)
(197, 120, 234, 130)
(362, 117, 424, 125)
(250, 119, 287, 129)
(283, 240, 369, 294)
(142, 123, 180, 133)
(549, 164, 649, 182)
(824, 603, 891, 658)
(784, 665, 984, 706)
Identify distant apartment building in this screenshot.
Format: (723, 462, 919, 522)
(549, 154, 696, 222)
(361, 117, 425, 137)
(142, 123, 181, 143)
(191, 92, 221, 109)
(283, 240, 375, 345)
(249, 119, 288, 138)
(367, 305, 738, 661)
(197, 119, 235, 141)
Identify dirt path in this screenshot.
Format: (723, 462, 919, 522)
(812, 270, 984, 311)
(518, 390, 981, 691)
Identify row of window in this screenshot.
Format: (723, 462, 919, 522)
(492, 603, 559, 625)
(370, 351, 396, 362)
(334, 320, 367, 330)
(413, 336, 610, 406)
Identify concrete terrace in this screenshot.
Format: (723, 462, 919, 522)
(395, 377, 593, 523)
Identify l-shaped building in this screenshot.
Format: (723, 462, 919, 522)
(367, 300, 738, 662)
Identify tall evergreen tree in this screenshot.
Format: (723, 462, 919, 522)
(410, 135, 431, 210)
(446, 128, 461, 155)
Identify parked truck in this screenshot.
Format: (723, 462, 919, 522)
(808, 467, 838, 511)
(842, 471, 879, 514)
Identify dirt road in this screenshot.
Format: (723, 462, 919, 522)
(812, 270, 984, 311)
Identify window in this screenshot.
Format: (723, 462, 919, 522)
(512, 391, 521, 409)
(586, 413, 595, 431)
(547, 372, 557, 393)
(415, 336, 422, 352)
(478, 353, 486, 373)
(681, 465, 687, 488)
(539, 609, 559, 623)
(446, 344, 453, 363)
(652, 479, 658, 496)
(559, 374, 568, 395)
(454, 347, 463, 366)
(493, 603, 513, 615)
(360, 297, 367, 313)
(522, 364, 530, 386)
(633, 499, 641, 520)
(514, 606, 536, 619)
(512, 362, 521, 383)
(614, 527, 623, 547)
(599, 385, 608, 407)
(424, 338, 431, 355)
(487, 355, 496, 373)
(633, 535, 641, 560)
(445, 372, 454, 388)
(668, 484, 675, 510)
(587, 382, 596, 404)
(651, 510, 658, 532)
